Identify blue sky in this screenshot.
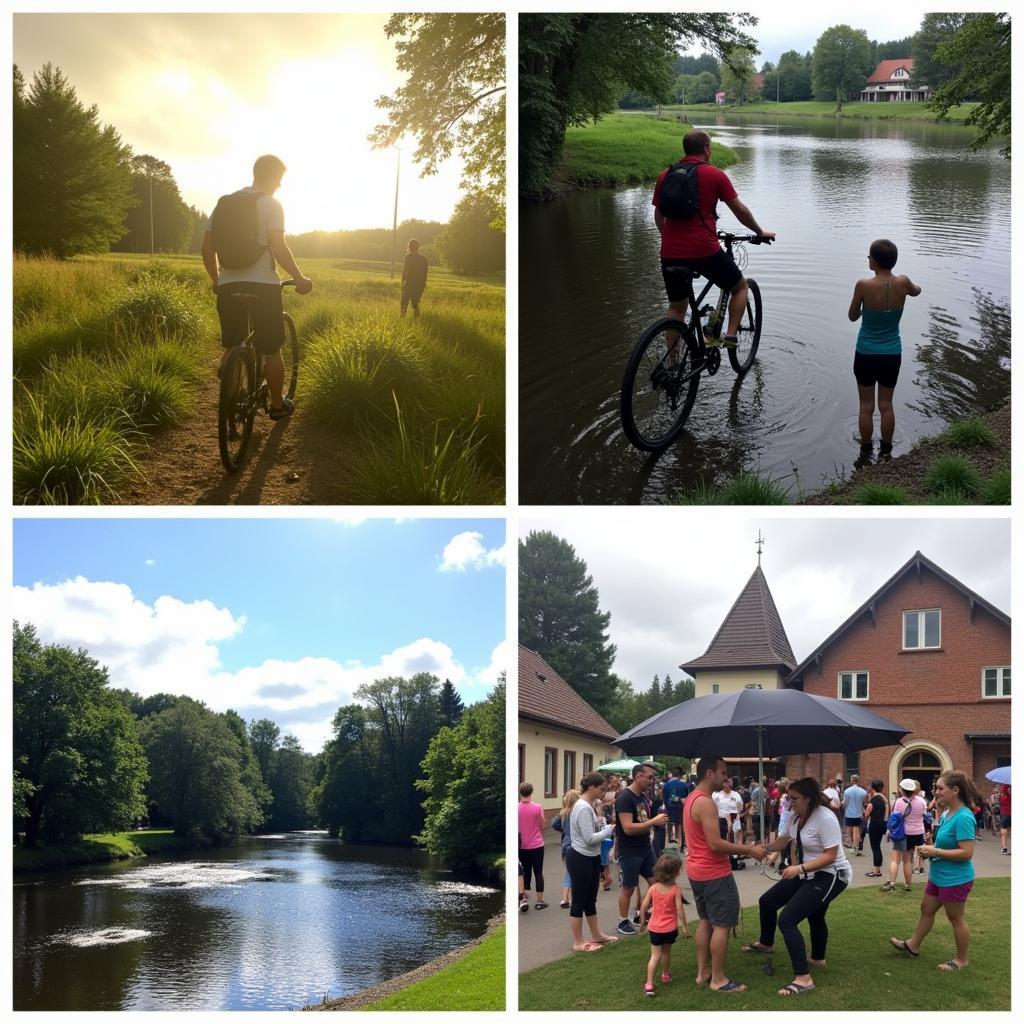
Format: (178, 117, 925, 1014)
(14, 518, 506, 752)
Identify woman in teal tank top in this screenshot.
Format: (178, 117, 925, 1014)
(848, 239, 922, 462)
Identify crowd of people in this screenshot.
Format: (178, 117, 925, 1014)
(517, 760, 1009, 999)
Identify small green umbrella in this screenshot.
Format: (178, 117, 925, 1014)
(598, 757, 666, 773)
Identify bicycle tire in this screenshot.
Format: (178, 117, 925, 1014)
(728, 277, 762, 375)
(218, 346, 256, 473)
(621, 318, 702, 452)
(281, 311, 299, 401)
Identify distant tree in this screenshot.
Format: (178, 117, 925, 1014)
(435, 193, 505, 275)
(186, 205, 207, 251)
(248, 718, 281, 785)
(13, 622, 148, 847)
(315, 706, 378, 840)
(113, 155, 193, 253)
(222, 709, 272, 823)
(929, 13, 1009, 157)
(418, 680, 504, 867)
(772, 50, 814, 101)
(673, 52, 720, 82)
(439, 679, 466, 727)
(268, 735, 316, 831)
(720, 47, 758, 104)
(673, 71, 718, 105)
(140, 698, 263, 841)
(519, 13, 757, 195)
(812, 25, 873, 112)
(13, 63, 136, 258)
(519, 530, 617, 716)
(874, 35, 916, 63)
(911, 14, 971, 92)
(370, 14, 505, 226)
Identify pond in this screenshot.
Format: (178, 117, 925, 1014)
(519, 114, 1010, 503)
(13, 833, 502, 1010)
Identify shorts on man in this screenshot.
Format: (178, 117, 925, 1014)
(661, 250, 742, 302)
(216, 283, 285, 355)
(400, 285, 424, 313)
(853, 351, 901, 389)
(844, 817, 862, 829)
(690, 875, 740, 928)
(619, 849, 657, 888)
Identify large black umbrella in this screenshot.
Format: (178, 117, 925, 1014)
(615, 688, 911, 839)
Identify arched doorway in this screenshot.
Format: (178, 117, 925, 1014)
(896, 749, 944, 800)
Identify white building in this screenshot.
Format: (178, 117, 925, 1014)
(860, 58, 931, 103)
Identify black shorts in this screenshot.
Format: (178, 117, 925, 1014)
(906, 833, 924, 850)
(216, 282, 284, 355)
(649, 928, 678, 946)
(661, 250, 742, 302)
(853, 351, 901, 389)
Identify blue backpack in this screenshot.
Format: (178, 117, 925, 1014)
(886, 798, 913, 840)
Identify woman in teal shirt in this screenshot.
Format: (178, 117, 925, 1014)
(889, 770, 979, 972)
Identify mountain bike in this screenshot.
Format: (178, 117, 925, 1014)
(620, 232, 769, 452)
(218, 280, 299, 472)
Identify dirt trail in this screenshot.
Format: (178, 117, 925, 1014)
(114, 350, 354, 505)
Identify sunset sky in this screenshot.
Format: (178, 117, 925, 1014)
(14, 13, 467, 233)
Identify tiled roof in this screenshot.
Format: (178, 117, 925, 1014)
(867, 58, 914, 84)
(518, 644, 619, 741)
(680, 566, 796, 674)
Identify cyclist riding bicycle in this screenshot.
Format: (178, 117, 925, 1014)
(653, 130, 775, 348)
(201, 154, 313, 421)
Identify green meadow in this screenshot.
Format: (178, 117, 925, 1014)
(13, 253, 504, 504)
(559, 113, 738, 188)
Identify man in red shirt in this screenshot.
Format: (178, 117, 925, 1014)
(652, 130, 775, 347)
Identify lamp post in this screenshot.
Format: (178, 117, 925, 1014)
(389, 145, 402, 279)
(148, 170, 155, 255)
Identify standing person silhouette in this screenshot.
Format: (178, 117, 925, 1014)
(401, 239, 428, 317)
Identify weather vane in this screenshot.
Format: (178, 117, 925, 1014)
(756, 530, 765, 566)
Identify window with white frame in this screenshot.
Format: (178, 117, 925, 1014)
(982, 666, 1010, 699)
(903, 609, 941, 649)
(838, 670, 869, 701)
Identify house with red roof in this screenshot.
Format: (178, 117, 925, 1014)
(860, 57, 930, 102)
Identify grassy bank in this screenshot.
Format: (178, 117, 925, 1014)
(13, 828, 189, 871)
(557, 113, 738, 189)
(13, 253, 504, 504)
(473, 851, 506, 883)
(666, 100, 979, 124)
(520, 878, 1009, 1011)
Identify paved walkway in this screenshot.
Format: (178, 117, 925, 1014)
(517, 828, 1011, 973)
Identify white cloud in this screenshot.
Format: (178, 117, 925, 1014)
(471, 638, 509, 690)
(144, 559, 156, 567)
(440, 531, 506, 572)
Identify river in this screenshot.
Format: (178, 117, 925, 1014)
(519, 114, 1011, 503)
(13, 833, 502, 1011)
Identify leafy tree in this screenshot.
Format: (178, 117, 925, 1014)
(773, 50, 814, 101)
(113, 155, 193, 253)
(673, 52, 720, 82)
(929, 13, 1009, 158)
(439, 678, 466, 727)
(871, 35, 916, 66)
(13, 622, 148, 847)
(268, 735, 316, 831)
(519, 530, 617, 716)
(418, 680, 504, 867)
(140, 698, 263, 841)
(13, 63, 136, 257)
(315, 706, 378, 840)
(812, 25, 872, 112)
(911, 14, 971, 92)
(519, 13, 757, 195)
(222, 709, 272, 822)
(435, 192, 505, 275)
(248, 718, 281, 785)
(370, 14, 505, 226)
(673, 72, 718, 105)
(720, 48, 758, 104)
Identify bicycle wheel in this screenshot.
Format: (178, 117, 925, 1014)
(281, 311, 299, 401)
(218, 346, 256, 472)
(728, 278, 762, 375)
(621, 318, 702, 451)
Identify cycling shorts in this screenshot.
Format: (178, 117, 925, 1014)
(661, 250, 742, 302)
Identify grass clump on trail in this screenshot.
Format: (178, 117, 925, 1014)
(559, 113, 738, 189)
(980, 467, 1010, 504)
(519, 879, 1009, 1012)
(938, 417, 996, 448)
(853, 483, 909, 505)
(669, 470, 788, 505)
(923, 454, 982, 499)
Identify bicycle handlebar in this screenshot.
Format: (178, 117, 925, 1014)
(718, 231, 772, 245)
(280, 279, 297, 288)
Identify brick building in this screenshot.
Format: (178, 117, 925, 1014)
(783, 551, 1010, 800)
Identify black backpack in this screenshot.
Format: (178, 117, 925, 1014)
(211, 190, 269, 269)
(658, 160, 703, 220)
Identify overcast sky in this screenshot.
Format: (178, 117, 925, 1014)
(14, 13, 466, 232)
(519, 514, 1009, 692)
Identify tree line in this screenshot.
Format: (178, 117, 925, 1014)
(13, 60, 505, 273)
(13, 622, 502, 868)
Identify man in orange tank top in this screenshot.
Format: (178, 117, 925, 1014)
(684, 755, 765, 994)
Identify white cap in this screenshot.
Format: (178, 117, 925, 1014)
(899, 778, 917, 792)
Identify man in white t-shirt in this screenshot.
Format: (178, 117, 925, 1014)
(713, 776, 745, 869)
(202, 154, 313, 420)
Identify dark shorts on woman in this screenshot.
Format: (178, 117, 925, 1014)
(661, 250, 742, 302)
(925, 879, 973, 903)
(844, 817, 861, 828)
(689, 874, 740, 928)
(648, 928, 678, 946)
(853, 350, 901, 388)
(906, 833, 924, 850)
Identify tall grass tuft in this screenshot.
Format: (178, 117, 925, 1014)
(923, 454, 982, 497)
(981, 467, 1010, 505)
(853, 483, 908, 505)
(109, 277, 206, 341)
(670, 471, 788, 505)
(103, 346, 197, 428)
(939, 417, 997, 447)
(13, 391, 140, 505)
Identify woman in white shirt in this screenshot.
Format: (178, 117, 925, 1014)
(566, 772, 617, 952)
(742, 777, 852, 997)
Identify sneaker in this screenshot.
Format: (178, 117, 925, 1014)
(632, 911, 641, 925)
(643, 983, 656, 997)
(721, 335, 738, 349)
(660, 972, 672, 984)
(903, 884, 913, 891)
(269, 396, 295, 421)
(1001, 848, 1009, 855)
(855, 849, 863, 857)
(534, 901, 549, 910)
(617, 919, 638, 935)
(519, 898, 529, 913)
(880, 881, 896, 892)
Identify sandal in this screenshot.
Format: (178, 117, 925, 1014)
(890, 937, 920, 958)
(741, 942, 774, 953)
(710, 979, 747, 994)
(778, 981, 815, 997)
(938, 960, 966, 972)
(865, 871, 882, 877)
(573, 942, 602, 953)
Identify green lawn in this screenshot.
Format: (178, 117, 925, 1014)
(519, 878, 1009, 1011)
(666, 100, 980, 124)
(364, 925, 505, 1011)
(13, 828, 187, 871)
(560, 113, 738, 188)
